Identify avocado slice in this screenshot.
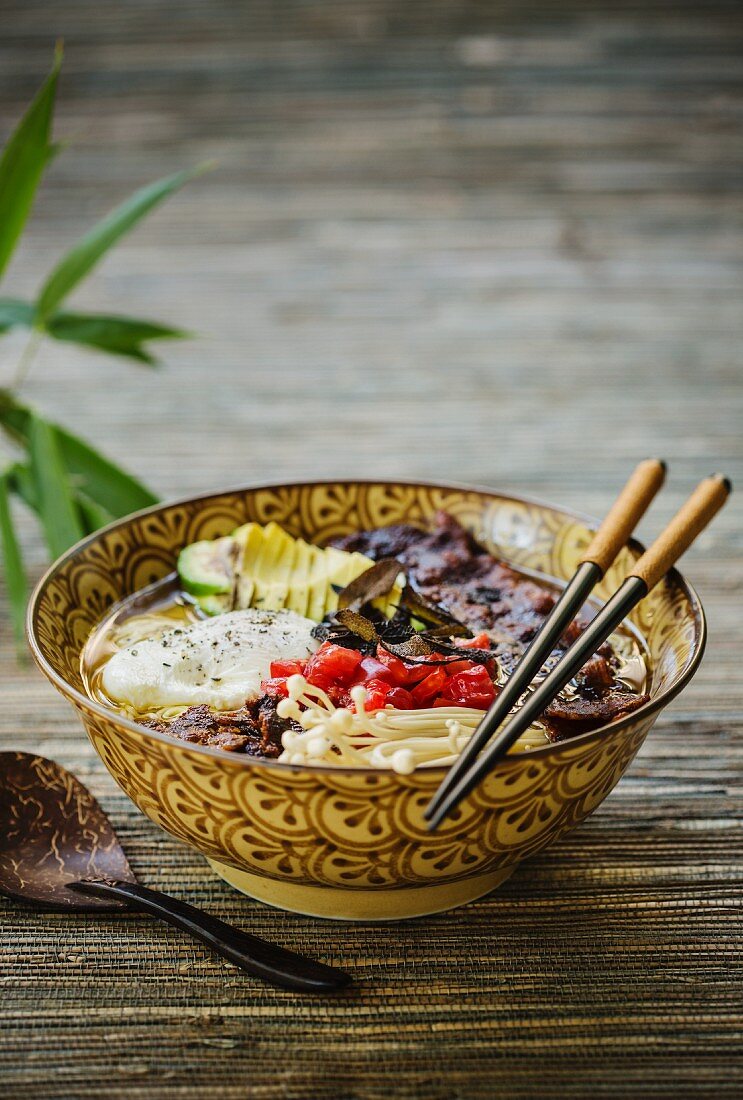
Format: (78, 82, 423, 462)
(177, 536, 236, 596)
(252, 522, 295, 609)
(306, 544, 330, 621)
(285, 537, 312, 617)
(177, 523, 397, 623)
(197, 593, 232, 616)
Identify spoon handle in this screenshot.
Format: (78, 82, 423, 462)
(67, 878, 351, 993)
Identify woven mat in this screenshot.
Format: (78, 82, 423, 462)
(1, 1, 742, 1096)
(3, 723, 741, 1099)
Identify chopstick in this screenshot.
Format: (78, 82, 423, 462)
(426, 474, 731, 831)
(424, 458, 667, 823)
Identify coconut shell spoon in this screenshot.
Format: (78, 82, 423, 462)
(0, 751, 351, 993)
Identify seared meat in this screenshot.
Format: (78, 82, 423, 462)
(545, 690, 648, 740)
(334, 511, 560, 658)
(335, 513, 481, 585)
(147, 512, 649, 756)
(334, 511, 569, 671)
(334, 511, 649, 737)
(143, 700, 291, 757)
(579, 656, 615, 691)
(254, 694, 304, 753)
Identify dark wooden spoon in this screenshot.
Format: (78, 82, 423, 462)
(0, 752, 351, 993)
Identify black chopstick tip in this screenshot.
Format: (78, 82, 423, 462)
(326, 971, 354, 991)
(714, 475, 732, 494)
(425, 805, 449, 832)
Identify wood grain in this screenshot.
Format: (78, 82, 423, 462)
(631, 474, 731, 588)
(580, 458, 666, 573)
(0, 2, 741, 1097)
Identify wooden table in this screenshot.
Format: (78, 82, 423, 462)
(1, 3, 741, 1096)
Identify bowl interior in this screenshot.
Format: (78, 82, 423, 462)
(29, 480, 704, 750)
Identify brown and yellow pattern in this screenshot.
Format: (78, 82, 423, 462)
(28, 481, 704, 919)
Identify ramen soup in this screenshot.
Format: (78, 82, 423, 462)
(82, 512, 650, 774)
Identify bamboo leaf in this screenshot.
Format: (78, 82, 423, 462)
(0, 47, 62, 281)
(0, 298, 35, 334)
(4, 461, 38, 511)
(45, 310, 188, 365)
(6, 461, 113, 535)
(28, 412, 85, 558)
(0, 388, 34, 447)
(52, 429, 157, 518)
(36, 163, 210, 320)
(75, 489, 114, 533)
(0, 389, 158, 517)
(0, 471, 29, 651)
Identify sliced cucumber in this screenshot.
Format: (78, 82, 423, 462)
(177, 536, 236, 596)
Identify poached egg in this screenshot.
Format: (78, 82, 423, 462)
(102, 608, 318, 711)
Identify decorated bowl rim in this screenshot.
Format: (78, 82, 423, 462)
(27, 477, 707, 775)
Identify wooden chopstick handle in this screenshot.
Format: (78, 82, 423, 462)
(580, 458, 666, 574)
(629, 474, 731, 590)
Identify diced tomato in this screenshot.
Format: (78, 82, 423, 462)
(433, 695, 483, 710)
(386, 686, 414, 710)
(401, 657, 440, 685)
(455, 632, 492, 650)
(304, 642, 363, 689)
(439, 657, 477, 676)
(260, 677, 289, 697)
(374, 646, 412, 685)
(376, 645, 438, 686)
(327, 685, 353, 708)
(444, 665, 497, 709)
(351, 655, 396, 685)
(293, 638, 498, 713)
(411, 668, 448, 707)
(357, 677, 391, 713)
(270, 658, 307, 678)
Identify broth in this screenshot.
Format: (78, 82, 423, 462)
(82, 564, 649, 765)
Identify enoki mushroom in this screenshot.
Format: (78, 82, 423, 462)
(276, 674, 546, 774)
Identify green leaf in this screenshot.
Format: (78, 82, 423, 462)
(28, 412, 85, 558)
(45, 310, 187, 365)
(0, 388, 33, 448)
(0, 471, 29, 651)
(0, 47, 62, 281)
(36, 162, 210, 320)
(0, 298, 35, 334)
(4, 461, 38, 511)
(75, 489, 114, 533)
(0, 389, 158, 517)
(53, 429, 157, 518)
(6, 460, 113, 535)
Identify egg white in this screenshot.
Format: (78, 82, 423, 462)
(102, 608, 318, 711)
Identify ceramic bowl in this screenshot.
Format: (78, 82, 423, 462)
(28, 480, 705, 920)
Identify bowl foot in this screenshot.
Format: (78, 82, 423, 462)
(205, 858, 515, 920)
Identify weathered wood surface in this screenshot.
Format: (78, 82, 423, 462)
(0, 2, 741, 1097)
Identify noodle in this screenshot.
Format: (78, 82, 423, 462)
(82, 568, 647, 774)
(109, 607, 199, 650)
(275, 675, 548, 773)
(84, 604, 201, 724)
